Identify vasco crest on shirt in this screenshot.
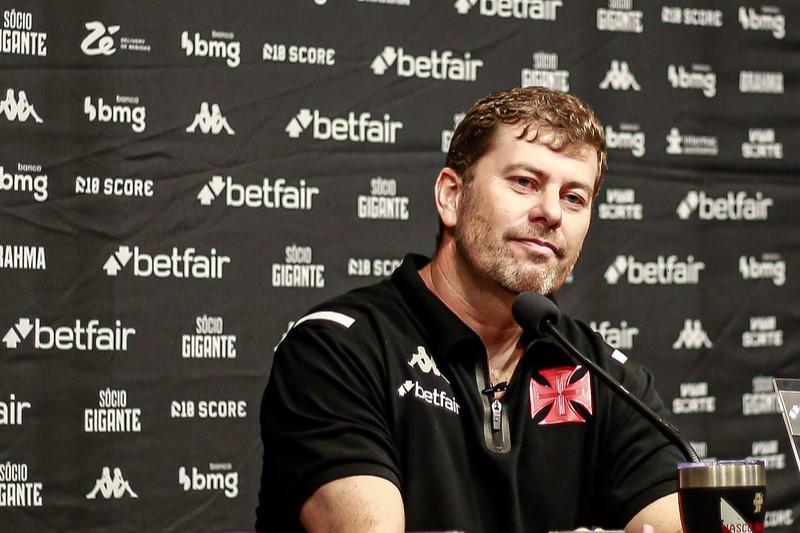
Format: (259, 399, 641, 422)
(529, 365, 593, 425)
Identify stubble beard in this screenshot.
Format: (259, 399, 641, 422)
(454, 190, 581, 295)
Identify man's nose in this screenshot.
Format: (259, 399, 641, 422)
(528, 188, 562, 228)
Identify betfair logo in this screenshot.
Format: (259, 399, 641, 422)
(197, 175, 319, 210)
(676, 191, 772, 221)
(454, 0, 562, 20)
(370, 46, 482, 81)
(103, 245, 230, 279)
(285, 108, 402, 144)
(604, 255, 704, 285)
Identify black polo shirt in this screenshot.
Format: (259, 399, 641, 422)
(257, 254, 682, 533)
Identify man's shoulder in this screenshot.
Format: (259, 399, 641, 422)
(287, 278, 405, 340)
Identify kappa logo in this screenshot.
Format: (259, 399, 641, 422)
(530, 366, 592, 425)
(407, 346, 449, 383)
(86, 467, 137, 499)
(599, 60, 641, 91)
(186, 102, 234, 135)
(81, 21, 120, 56)
(0, 89, 43, 123)
(672, 320, 713, 350)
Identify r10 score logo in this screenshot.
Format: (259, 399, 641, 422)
(170, 400, 246, 419)
(348, 258, 402, 277)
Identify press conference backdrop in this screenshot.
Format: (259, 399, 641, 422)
(1, 1, 798, 531)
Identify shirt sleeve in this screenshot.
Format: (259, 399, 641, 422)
(256, 315, 400, 531)
(593, 338, 684, 526)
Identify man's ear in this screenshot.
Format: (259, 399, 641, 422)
(434, 167, 463, 231)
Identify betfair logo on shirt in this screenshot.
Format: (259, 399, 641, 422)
(397, 380, 460, 415)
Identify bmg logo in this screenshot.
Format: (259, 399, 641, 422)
(178, 465, 238, 498)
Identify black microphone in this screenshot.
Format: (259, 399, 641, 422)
(512, 292, 699, 463)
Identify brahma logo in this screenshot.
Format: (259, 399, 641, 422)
(454, 0, 562, 20)
(370, 46, 482, 81)
(285, 108, 402, 144)
(103, 245, 230, 279)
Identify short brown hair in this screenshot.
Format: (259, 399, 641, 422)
(434, 87, 607, 250)
(446, 86, 607, 191)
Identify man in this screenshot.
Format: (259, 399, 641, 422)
(257, 87, 685, 533)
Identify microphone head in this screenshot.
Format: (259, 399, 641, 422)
(512, 292, 561, 339)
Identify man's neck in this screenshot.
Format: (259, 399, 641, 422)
(421, 245, 524, 376)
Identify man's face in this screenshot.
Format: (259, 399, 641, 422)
(453, 124, 598, 295)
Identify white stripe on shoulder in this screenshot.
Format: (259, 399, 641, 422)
(611, 349, 628, 365)
(294, 311, 356, 329)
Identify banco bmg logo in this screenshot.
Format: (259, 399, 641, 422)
(181, 30, 240, 68)
(103, 245, 230, 279)
(285, 108, 402, 144)
(179, 464, 238, 498)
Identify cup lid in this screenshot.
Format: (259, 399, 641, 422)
(678, 460, 766, 488)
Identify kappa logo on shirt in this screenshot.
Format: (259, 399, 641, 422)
(530, 366, 592, 425)
(407, 346, 449, 384)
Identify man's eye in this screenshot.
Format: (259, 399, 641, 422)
(564, 193, 587, 206)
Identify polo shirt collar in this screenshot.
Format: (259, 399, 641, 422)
(390, 253, 481, 359)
